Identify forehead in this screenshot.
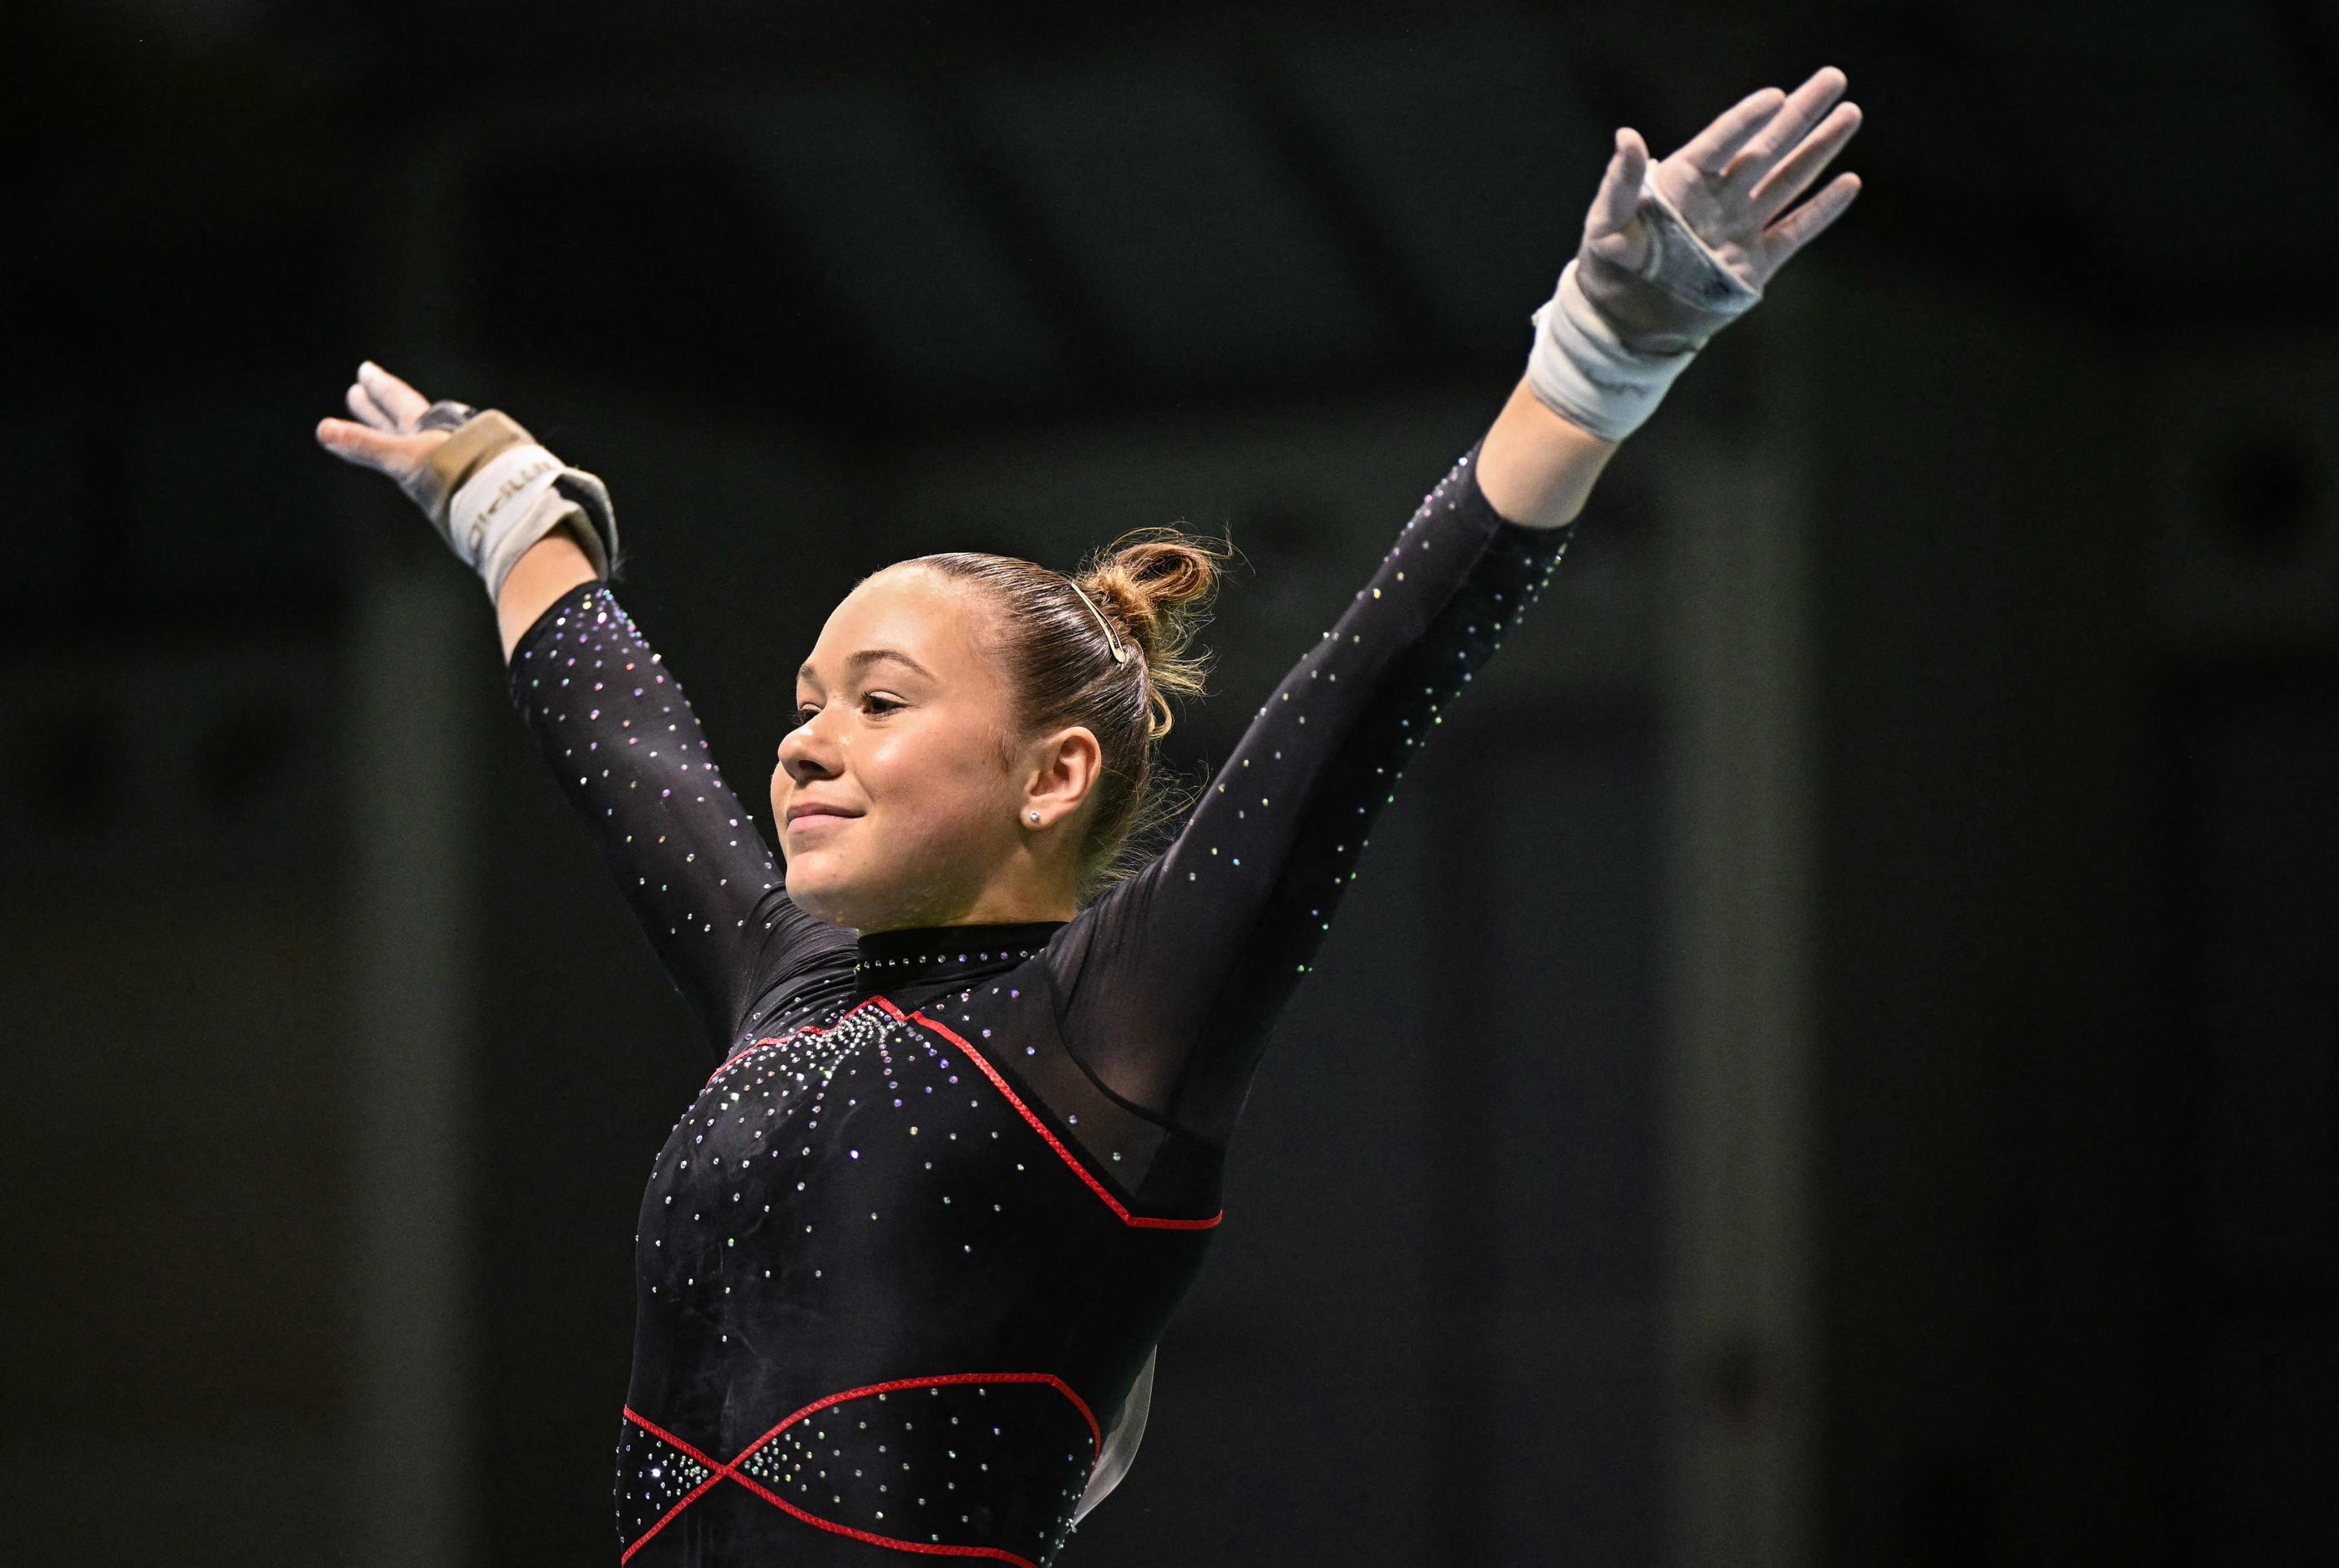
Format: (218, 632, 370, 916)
(800, 566, 997, 683)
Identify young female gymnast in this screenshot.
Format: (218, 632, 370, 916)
(317, 66, 1859, 1565)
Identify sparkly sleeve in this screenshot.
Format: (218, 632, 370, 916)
(507, 581, 855, 1055)
(1048, 444, 1574, 1141)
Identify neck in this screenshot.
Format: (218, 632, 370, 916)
(857, 874, 1078, 935)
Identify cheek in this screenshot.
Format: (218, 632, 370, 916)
(862, 723, 1007, 835)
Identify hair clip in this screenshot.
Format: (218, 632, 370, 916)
(1066, 577, 1130, 663)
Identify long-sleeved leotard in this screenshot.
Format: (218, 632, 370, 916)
(505, 443, 1572, 1565)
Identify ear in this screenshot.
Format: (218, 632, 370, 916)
(1021, 724, 1104, 830)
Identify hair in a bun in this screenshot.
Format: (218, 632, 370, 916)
(908, 523, 1237, 906)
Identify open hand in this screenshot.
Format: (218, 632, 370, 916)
(1587, 65, 1862, 293)
(314, 361, 460, 509)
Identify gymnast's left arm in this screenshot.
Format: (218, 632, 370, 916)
(1055, 67, 1863, 1141)
(1479, 65, 1862, 527)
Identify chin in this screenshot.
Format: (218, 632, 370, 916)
(784, 864, 875, 931)
(781, 858, 843, 921)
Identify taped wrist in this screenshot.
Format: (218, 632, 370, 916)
(415, 409, 622, 602)
(1525, 261, 1696, 441)
(414, 408, 535, 522)
(1524, 163, 1763, 441)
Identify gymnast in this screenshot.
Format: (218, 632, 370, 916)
(317, 65, 1859, 1565)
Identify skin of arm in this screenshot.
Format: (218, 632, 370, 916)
(497, 524, 601, 662)
(1475, 375, 1621, 530)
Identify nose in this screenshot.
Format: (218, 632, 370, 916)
(776, 710, 838, 787)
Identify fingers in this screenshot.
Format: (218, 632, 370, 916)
(1760, 170, 1861, 271)
(1586, 127, 1650, 238)
(355, 360, 430, 429)
(346, 379, 398, 431)
(1723, 65, 1849, 191)
(1673, 84, 1788, 175)
(316, 416, 395, 468)
(1747, 99, 1862, 226)
(316, 416, 435, 476)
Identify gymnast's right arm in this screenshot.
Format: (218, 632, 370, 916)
(316, 363, 854, 1057)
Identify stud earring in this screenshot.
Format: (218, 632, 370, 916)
(1029, 810, 1042, 824)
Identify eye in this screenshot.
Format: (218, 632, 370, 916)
(795, 694, 902, 723)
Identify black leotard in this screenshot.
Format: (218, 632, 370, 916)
(505, 443, 1573, 1565)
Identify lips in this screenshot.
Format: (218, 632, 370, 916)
(786, 803, 861, 825)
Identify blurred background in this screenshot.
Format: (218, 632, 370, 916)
(4, 1, 2335, 1563)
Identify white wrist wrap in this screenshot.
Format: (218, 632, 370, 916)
(1525, 161, 1764, 441)
(449, 442, 611, 602)
(1525, 259, 1697, 442)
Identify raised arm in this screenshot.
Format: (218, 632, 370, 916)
(504, 576, 852, 1053)
(1048, 437, 1573, 1140)
(1049, 67, 1862, 1143)
(317, 368, 855, 1055)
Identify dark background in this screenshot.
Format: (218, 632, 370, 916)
(4, 2, 2335, 1564)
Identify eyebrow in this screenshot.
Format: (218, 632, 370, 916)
(797, 648, 936, 685)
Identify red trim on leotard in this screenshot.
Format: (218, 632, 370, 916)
(618, 1411, 743, 1565)
(697, 993, 1222, 1230)
(877, 996, 1222, 1231)
(703, 995, 891, 1089)
(620, 1373, 1099, 1566)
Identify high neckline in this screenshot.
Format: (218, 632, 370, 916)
(853, 920, 1068, 985)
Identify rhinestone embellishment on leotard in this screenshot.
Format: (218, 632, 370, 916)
(618, 1377, 1097, 1566)
(856, 946, 1040, 973)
